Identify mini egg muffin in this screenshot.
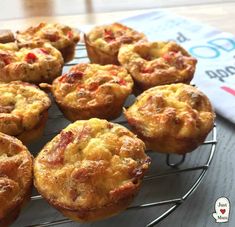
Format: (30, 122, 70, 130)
(0, 81, 51, 144)
(44, 63, 133, 121)
(125, 83, 215, 154)
(34, 118, 150, 222)
(0, 42, 63, 83)
(118, 41, 197, 91)
(0, 29, 15, 43)
(84, 23, 147, 65)
(16, 22, 80, 62)
(0, 132, 33, 226)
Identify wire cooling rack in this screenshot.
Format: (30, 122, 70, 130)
(14, 43, 217, 227)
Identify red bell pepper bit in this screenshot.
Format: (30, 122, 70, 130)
(141, 67, 154, 74)
(40, 48, 49, 55)
(0, 53, 11, 65)
(104, 29, 115, 43)
(88, 82, 99, 91)
(76, 84, 85, 91)
(25, 52, 37, 64)
(67, 30, 73, 39)
(59, 71, 84, 83)
(3, 58, 11, 65)
(67, 71, 84, 83)
(110, 70, 117, 76)
(44, 31, 60, 42)
(119, 78, 126, 86)
(162, 53, 172, 62)
(58, 74, 67, 82)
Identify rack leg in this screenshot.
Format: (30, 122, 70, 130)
(166, 154, 186, 168)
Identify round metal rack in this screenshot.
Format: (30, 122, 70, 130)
(17, 43, 217, 227)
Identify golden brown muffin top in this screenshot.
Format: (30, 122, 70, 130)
(118, 42, 197, 89)
(125, 83, 215, 139)
(0, 81, 51, 136)
(0, 132, 33, 219)
(86, 23, 147, 54)
(34, 118, 150, 211)
(0, 42, 61, 67)
(16, 22, 80, 50)
(0, 42, 63, 83)
(51, 63, 133, 109)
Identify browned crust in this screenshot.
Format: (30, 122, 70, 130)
(84, 34, 119, 65)
(35, 181, 140, 222)
(0, 182, 32, 227)
(134, 75, 193, 93)
(0, 133, 33, 226)
(17, 110, 48, 144)
(0, 30, 15, 43)
(125, 120, 210, 154)
(55, 97, 124, 121)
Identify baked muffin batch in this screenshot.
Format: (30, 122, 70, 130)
(0, 22, 215, 225)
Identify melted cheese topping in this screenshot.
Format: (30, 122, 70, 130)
(86, 23, 147, 54)
(125, 83, 215, 139)
(52, 63, 133, 109)
(118, 42, 197, 89)
(16, 22, 80, 50)
(0, 81, 51, 135)
(34, 118, 150, 210)
(0, 132, 32, 219)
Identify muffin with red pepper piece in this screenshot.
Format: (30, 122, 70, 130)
(0, 81, 51, 144)
(41, 63, 133, 121)
(34, 118, 150, 222)
(0, 132, 33, 226)
(118, 41, 197, 91)
(0, 42, 63, 83)
(84, 23, 147, 65)
(124, 83, 215, 154)
(16, 22, 80, 62)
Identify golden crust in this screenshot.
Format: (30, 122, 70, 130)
(16, 22, 80, 62)
(0, 42, 63, 83)
(85, 23, 147, 65)
(50, 63, 133, 121)
(34, 118, 150, 222)
(0, 132, 33, 226)
(0, 81, 51, 143)
(118, 41, 197, 91)
(17, 111, 48, 145)
(125, 84, 215, 154)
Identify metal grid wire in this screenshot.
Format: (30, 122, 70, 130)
(27, 43, 217, 227)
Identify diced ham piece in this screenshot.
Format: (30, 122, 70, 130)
(46, 131, 74, 165)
